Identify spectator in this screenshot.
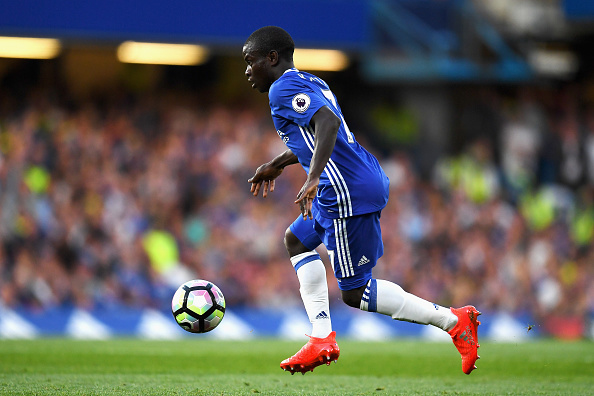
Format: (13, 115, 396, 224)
(0, 83, 591, 337)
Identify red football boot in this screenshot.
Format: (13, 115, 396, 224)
(280, 331, 340, 375)
(449, 306, 481, 375)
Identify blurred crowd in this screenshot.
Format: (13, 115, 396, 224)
(0, 83, 593, 337)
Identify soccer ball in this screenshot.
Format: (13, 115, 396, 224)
(171, 279, 226, 333)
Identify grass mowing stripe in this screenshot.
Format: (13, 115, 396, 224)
(0, 339, 592, 395)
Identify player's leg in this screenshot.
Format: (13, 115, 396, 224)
(342, 280, 458, 331)
(285, 218, 332, 338)
(319, 212, 480, 374)
(347, 280, 481, 374)
(280, 216, 339, 374)
(318, 212, 456, 329)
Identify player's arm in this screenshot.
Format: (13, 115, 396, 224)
(248, 149, 299, 197)
(295, 106, 340, 219)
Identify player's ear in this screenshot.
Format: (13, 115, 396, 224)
(267, 50, 279, 65)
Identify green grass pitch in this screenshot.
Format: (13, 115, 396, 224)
(0, 338, 592, 395)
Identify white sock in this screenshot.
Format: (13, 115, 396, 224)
(291, 252, 332, 338)
(360, 278, 458, 332)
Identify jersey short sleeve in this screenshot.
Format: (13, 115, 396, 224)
(269, 77, 326, 127)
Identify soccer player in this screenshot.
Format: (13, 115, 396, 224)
(243, 26, 481, 375)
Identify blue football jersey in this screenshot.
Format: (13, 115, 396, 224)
(268, 68, 389, 219)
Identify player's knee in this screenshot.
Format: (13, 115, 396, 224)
(341, 286, 365, 309)
(284, 228, 309, 257)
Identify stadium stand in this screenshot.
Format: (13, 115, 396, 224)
(0, 0, 593, 339)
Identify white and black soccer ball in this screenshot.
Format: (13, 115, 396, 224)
(171, 279, 226, 333)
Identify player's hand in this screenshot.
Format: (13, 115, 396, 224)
(248, 163, 284, 198)
(295, 177, 319, 220)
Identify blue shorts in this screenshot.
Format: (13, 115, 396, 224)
(289, 212, 383, 291)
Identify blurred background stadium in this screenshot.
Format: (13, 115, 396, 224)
(0, 0, 593, 342)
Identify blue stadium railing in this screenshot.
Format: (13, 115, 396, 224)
(363, 0, 533, 82)
(0, 305, 557, 341)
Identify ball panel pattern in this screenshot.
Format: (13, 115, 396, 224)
(171, 279, 226, 333)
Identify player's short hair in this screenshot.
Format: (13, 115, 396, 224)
(245, 26, 294, 62)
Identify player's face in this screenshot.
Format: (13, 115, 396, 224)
(243, 44, 273, 93)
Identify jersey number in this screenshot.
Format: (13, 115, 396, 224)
(321, 89, 355, 144)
